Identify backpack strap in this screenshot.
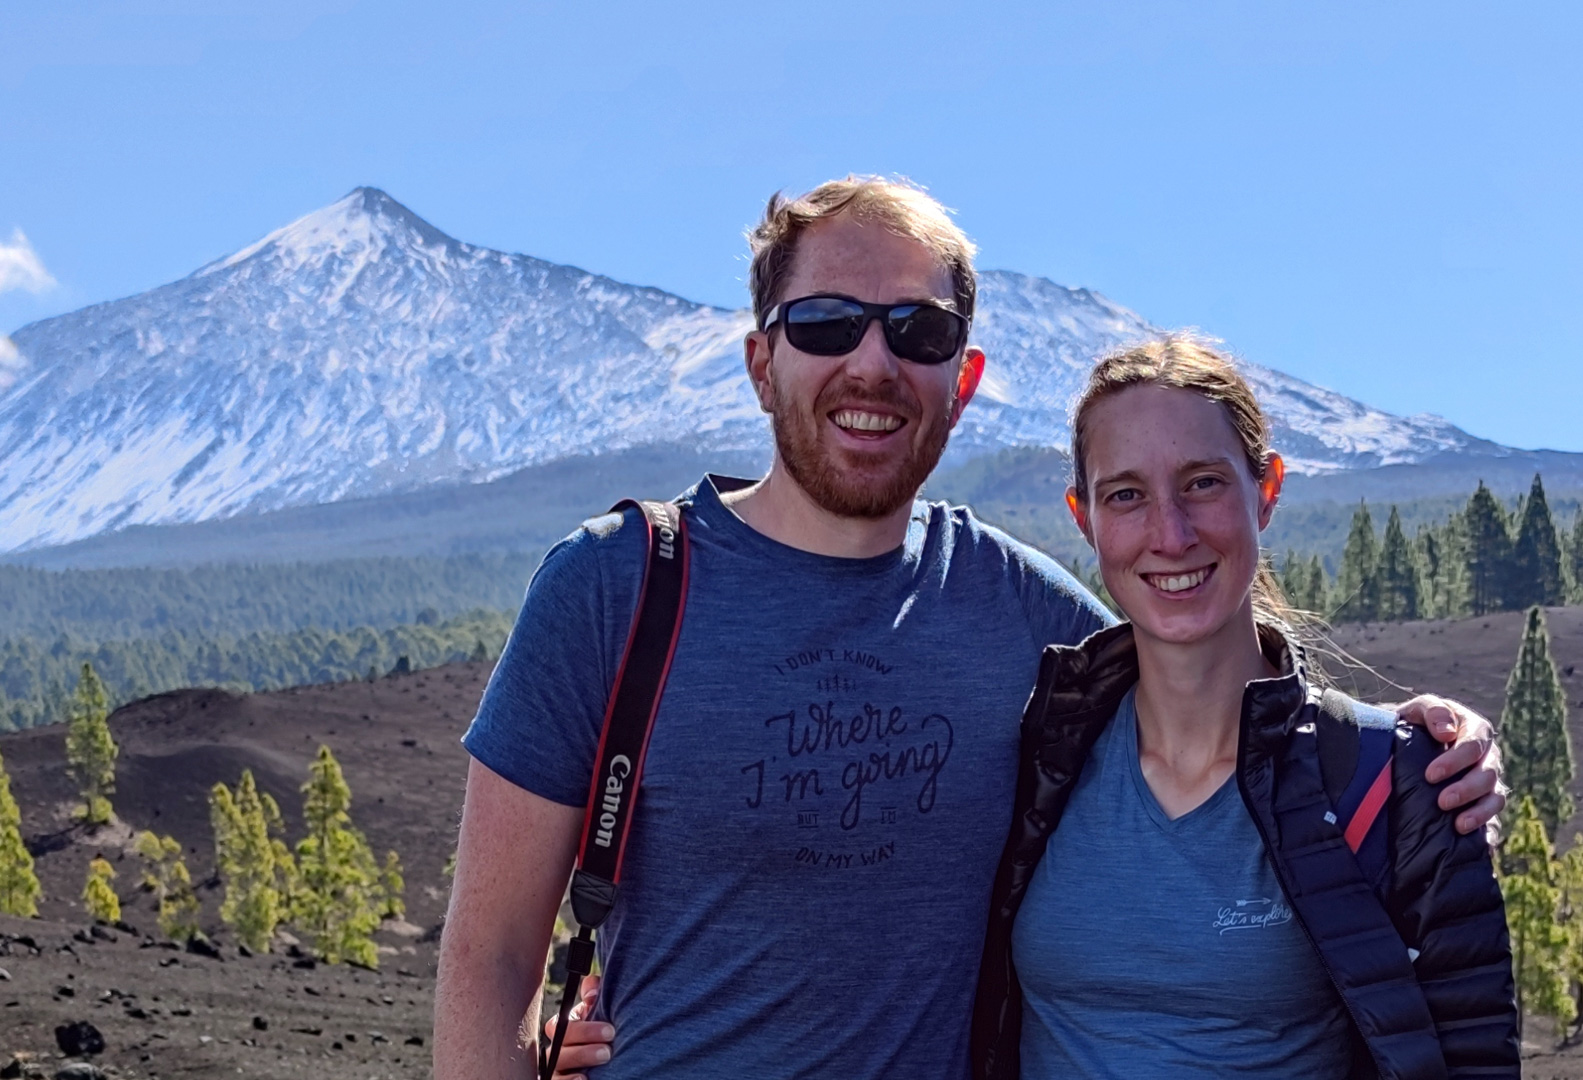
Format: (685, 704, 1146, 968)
(540, 499, 689, 1080)
(1316, 688, 1397, 894)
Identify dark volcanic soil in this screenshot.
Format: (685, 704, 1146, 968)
(1, 662, 486, 1079)
(2, 609, 1582, 1077)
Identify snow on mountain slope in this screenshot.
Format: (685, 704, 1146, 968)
(960, 272, 1484, 473)
(0, 188, 1487, 554)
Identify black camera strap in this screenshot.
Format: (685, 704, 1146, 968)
(539, 499, 689, 1080)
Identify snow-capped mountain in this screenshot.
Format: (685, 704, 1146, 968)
(0, 187, 1493, 554)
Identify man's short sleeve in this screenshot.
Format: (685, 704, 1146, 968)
(462, 512, 640, 807)
(1016, 544, 1117, 651)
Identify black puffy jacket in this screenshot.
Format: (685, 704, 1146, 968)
(970, 623, 1518, 1080)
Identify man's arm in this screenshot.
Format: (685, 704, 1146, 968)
(435, 758, 583, 1080)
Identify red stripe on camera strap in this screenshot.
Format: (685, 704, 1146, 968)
(541, 499, 688, 1080)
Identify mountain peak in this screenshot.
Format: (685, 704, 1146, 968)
(198, 187, 458, 277)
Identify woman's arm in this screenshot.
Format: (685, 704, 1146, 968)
(1388, 728, 1520, 1077)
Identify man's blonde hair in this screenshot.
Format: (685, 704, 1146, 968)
(747, 176, 978, 330)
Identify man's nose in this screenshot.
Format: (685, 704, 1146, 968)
(840, 317, 900, 383)
(1149, 497, 1198, 555)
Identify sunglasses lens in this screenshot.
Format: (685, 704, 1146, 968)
(784, 297, 866, 355)
(885, 305, 964, 364)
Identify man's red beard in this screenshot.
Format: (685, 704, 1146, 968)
(769, 372, 955, 520)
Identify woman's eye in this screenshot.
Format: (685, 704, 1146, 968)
(1189, 476, 1222, 492)
(1107, 489, 1139, 504)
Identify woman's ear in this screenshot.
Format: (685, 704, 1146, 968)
(1258, 453, 1285, 529)
(1066, 487, 1094, 548)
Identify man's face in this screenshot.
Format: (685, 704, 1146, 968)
(748, 214, 982, 519)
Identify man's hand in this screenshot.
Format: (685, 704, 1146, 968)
(1395, 694, 1507, 837)
(543, 975, 613, 1080)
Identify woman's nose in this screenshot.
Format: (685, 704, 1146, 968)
(1150, 497, 1198, 554)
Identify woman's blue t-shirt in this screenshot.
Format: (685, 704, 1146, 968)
(1011, 688, 1353, 1079)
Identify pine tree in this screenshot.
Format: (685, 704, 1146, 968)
(1464, 482, 1514, 615)
(1305, 556, 1328, 616)
(1556, 838, 1583, 1037)
(1416, 526, 1444, 619)
(1335, 502, 1379, 623)
(1569, 511, 1583, 606)
(1511, 474, 1567, 610)
(1501, 796, 1575, 1036)
(1501, 607, 1576, 836)
(135, 830, 199, 941)
(380, 851, 405, 920)
(134, 830, 177, 893)
(1280, 552, 1311, 613)
(0, 749, 42, 917)
(1377, 507, 1421, 622)
(209, 771, 283, 953)
(160, 859, 201, 942)
(261, 788, 299, 910)
(469, 639, 488, 663)
(294, 745, 383, 967)
(65, 662, 117, 825)
(82, 856, 120, 924)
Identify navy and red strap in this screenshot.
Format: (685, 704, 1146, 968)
(540, 499, 689, 1080)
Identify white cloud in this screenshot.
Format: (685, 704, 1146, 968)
(0, 335, 27, 394)
(0, 228, 58, 295)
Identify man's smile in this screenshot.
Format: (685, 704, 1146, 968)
(830, 408, 907, 437)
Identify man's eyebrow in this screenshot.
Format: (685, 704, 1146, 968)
(896, 295, 956, 311)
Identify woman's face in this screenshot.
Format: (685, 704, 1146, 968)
(1070, 384, 1281, 648)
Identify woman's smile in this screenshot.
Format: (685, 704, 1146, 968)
(1140, 564, 1216, 597)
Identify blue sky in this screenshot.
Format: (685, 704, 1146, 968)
(2, 1, 1580, 451)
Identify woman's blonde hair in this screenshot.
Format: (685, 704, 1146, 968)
(1069, 334, 1304, 633)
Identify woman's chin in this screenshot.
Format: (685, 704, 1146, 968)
(1126, 599, 1245, 648)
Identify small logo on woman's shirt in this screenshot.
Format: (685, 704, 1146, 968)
(1212, 898, 1294, 934)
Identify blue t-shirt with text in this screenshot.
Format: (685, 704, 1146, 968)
(463, 475, 1110, 1079)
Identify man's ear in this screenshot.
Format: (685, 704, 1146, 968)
(1258, 453, 1285, 530)
(949, 346, 986, 428)
(1065, 487, 1094, 548)
(745, 331, 774, 413)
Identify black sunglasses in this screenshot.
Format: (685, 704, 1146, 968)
(760, 294, 969, 365)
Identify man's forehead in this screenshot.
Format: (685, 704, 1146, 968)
(783, 215, 955, 304)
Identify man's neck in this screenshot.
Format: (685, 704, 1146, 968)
(719, 460, 915, 559)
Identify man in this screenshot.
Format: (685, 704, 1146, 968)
(434, 177, 1503, 1079)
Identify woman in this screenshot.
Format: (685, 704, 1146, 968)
(969, 337, 1517, 1079)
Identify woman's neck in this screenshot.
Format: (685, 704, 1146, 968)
(1130, 604, 1278, 818)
